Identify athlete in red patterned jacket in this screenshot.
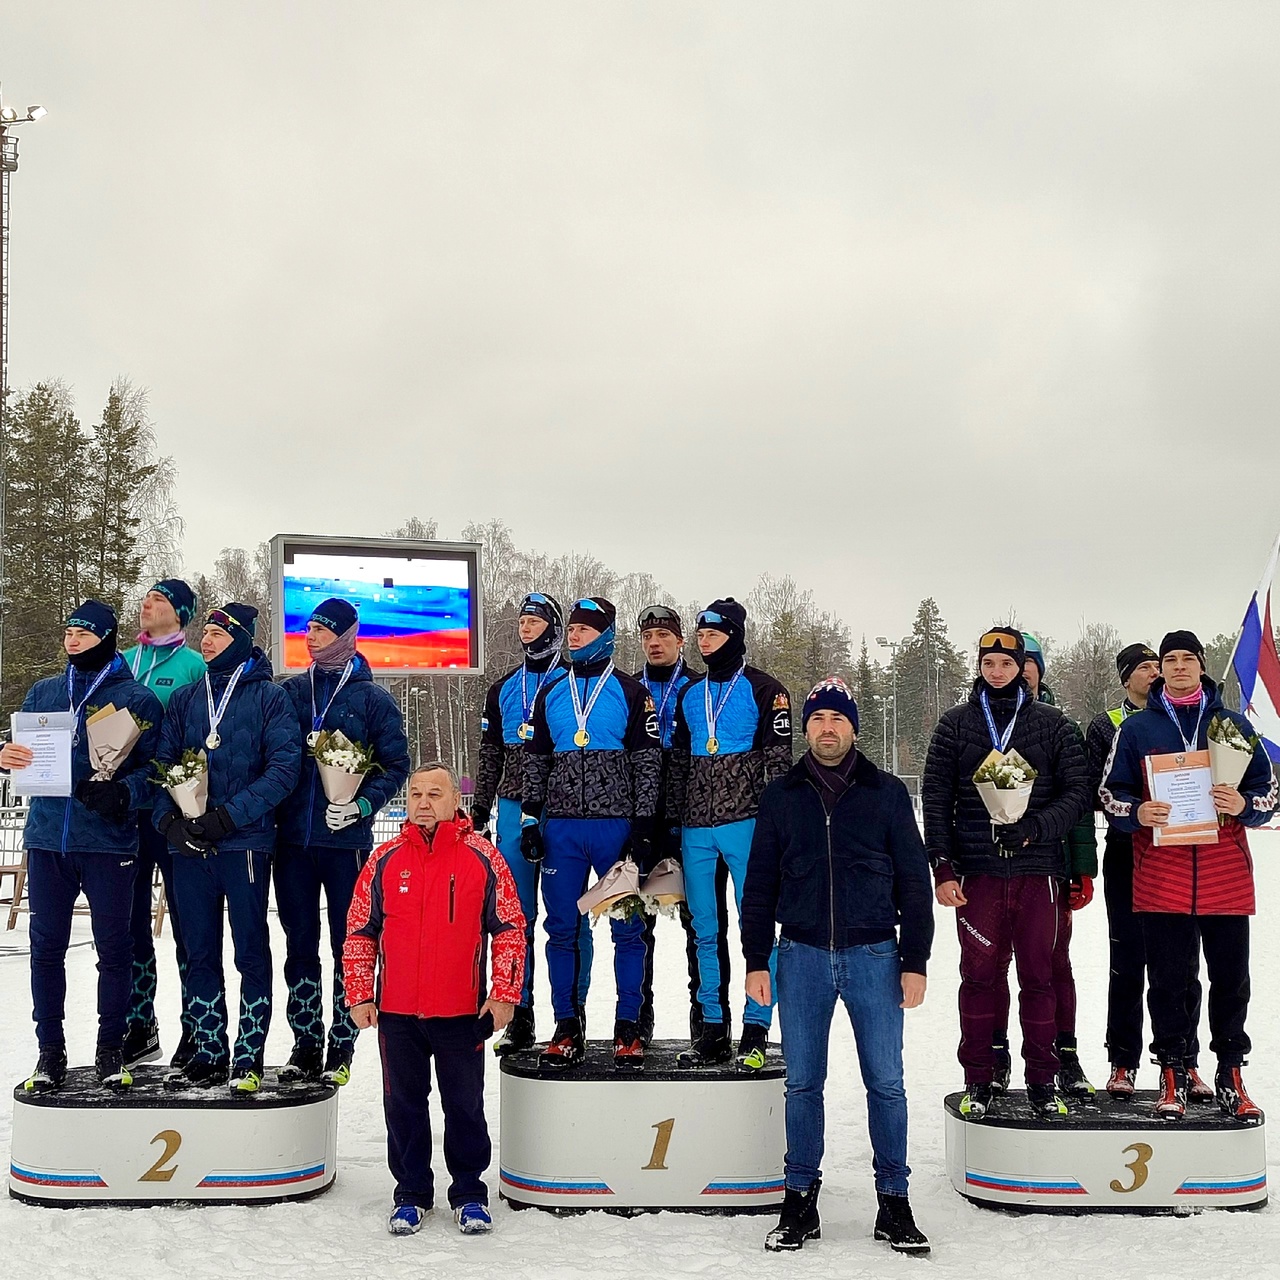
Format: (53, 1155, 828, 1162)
(343, 762, 526, 1237)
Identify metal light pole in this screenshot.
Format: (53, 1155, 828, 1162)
(876, 636, 903, 776)
(0, 88, 47, 704)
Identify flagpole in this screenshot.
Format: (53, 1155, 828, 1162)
(1221, 531, 1280, 683)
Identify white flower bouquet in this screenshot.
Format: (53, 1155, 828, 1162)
(155, 748, 209, 818)
(639, 858, 686, 921)
(1207, 713, 1259, 824)
(577, 858, 646, 923)
(310, 729, 379, 806)
(972, 748, 1038, 825)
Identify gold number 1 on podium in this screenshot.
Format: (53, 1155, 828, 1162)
(643, 1119, 675, 1170)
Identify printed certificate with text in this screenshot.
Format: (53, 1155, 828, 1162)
(1144, 749, 1220, 846)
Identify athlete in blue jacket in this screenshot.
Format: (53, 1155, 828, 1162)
(1, 601, 163, 1094)
(275, 597, 410, 1086)
(471, 592, 593, 1055)
(669, 598, 793, 1070)
(153, 603, 301, 1092)
(521, 598, 661, 1069)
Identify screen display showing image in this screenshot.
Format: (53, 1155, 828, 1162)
(273, 537, 483, 675)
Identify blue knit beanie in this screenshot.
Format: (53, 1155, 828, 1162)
(151, 579, 197, 627)
(802, 676, 859, 732)
(310, 597, 358, 636)
(66, 599, 117, 640)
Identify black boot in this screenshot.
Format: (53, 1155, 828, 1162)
(538, 1017, 585, 1070)
(24, 1046, 68, 1095)
(1027, 1082, 1069, 1116)
(736, 1023, 769, 1071)
(170, 1027, 197, 1070)
(874, 1192, 930, 1254)
(689, 1004, 706, 1043)
(95, 1045, 133, 1091)
(764, 1180, 821, 1252)
(959, 1081, 994, 1119)
(494, 1005, 536, 1057)
(164, 1057, 229, 1090)
(991, 1034, 1011, 1094)
(321, 1044, 354, 1087)
(122, 1020, 162, 1069)
(613, 1019, 645, 1070)
(1056, 1039, 1095, 1097)
(278, 1042, 324, 1084)
(676, 1022, 731, 1068)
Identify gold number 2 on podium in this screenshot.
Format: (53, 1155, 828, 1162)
(1109, 1142, 1153, 1194)
(139, 1130, 183, 1183)
(643, 1119, 675, 1170)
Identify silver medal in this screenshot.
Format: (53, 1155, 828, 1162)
(205, 732, 221, 751)
(306, 730, 320, 748)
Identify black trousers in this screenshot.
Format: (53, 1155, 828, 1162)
(1141, 913, 1250, 1067)
(1103, 835, 1202, 1068)
(378, 1012, 490, 1210)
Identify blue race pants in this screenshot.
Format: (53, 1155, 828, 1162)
(541, 817, 643, 1023)
(683, 819, 776, 1028)
(274, 843, 368, 1058)
(28, 848, 136, 1050)
(172, 846, 272, 1071)
(128, 818, 191, 1039)
(777, 936, 910, 1196)
(496, 797, 592, 1010)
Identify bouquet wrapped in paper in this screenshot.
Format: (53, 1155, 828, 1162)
(86, 703, 152, 781)
(639, 858, 686, 920)
(577, 858, 645, 923)
(972, 749, 1038, 825)
(310, 729, 379, 806)
(155, 749, 209, 819)
(1207, 713, 1259, 824)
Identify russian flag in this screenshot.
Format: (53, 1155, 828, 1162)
(1231, 535, 1280, 764)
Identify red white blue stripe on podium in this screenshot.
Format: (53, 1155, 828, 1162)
(700, 1178, 786, 1196)
(196, 1164, 327, 1189)
(500, 1169, 614, 1195)
(966, 1170, 1087, 1195)
(10, 1163, 108, 1189)
(1175, 1173, 1267, 1196)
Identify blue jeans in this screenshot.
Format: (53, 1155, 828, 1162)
(776, 936, 910, 1196)
(496, 797, 592, 1010)
(683, 819, 776, 1028)
(541, 817, 643, 1023)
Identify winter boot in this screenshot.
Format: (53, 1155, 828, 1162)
(165, 1057, 229, 1090)
(613, 1020, 645, 1071)
(454, 1202, 493, 1234)
(873, 1192, 930, 1254)
(959, 1082, 994, 1120)
(1215, 1064, 1262, 1121)
(322, 1044, 354, 1087)
(1056, 1042, 1096, 1096)
(122, 1020, 162, 1069)
(736, 1023, 769, 1071)
(229, 1059, 264, 1093)
(1026, 1083, 1069, 1116)
(24, 1046, 68, 1095)
(95, 1045, 133, 1091)
(539, 1017, 585, 1070)
(1106, 1065, 1137, 1097)
(1186, 1064, 1215, 1104)
(278, 1042, 324, 1085)
(764, 1180, 821, 1252)
(494, 1005, 536, 1057)
(677, 1022, 731, 1068)
(388, 1204, 430, 1235)
(991, 1035, 1012, 1094)
(1154, 1065, 1188, 1119)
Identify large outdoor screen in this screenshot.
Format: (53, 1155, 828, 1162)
(270, 534, 484, 676)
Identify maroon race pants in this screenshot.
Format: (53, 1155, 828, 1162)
(956, 874, 1060, 1086)
(991, 890, 1076, 1044)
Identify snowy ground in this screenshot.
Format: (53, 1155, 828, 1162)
(2, 826, 1279, 1279)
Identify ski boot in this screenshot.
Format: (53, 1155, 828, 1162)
(736, 1024, 769, 1071)
(24, 1046, 68, 1095)
(229, 1059, 264, 1093)
(165, 1057, 229, 1090)
(1215, 1064, 1262, 1121)
(613, 1019, 645, 1071)
(874, 1192, 930, 1254)
(764, 1179, 821, 1252)
(322, 1045, 354, 1087)
(676, 1022, 731, 1068)
(1154, 1065, 1188, 1119)
(1027, 1083, 1069, 1116)
(1106, 1065, 1137, 1097)
(278, 1042, 324, 1085)
(95, 1045, 133, 1091)
(991, 1035, 1012, 1094)
(170, 1027, 197, 1071)
(959, 1082, 994, 1120)
(122, 1020, 162, 1069)
(494, 1005, 536, 1057)
(538, 1017, 585, 1070)
(1056, 1041, 1096, 1097)
(1187, 1064, 1215, 1104)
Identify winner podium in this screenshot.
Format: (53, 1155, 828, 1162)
(10, 1067, 338, 1207)
(499, 1041, 786, 1213)
(946, 1090, 1266, 1213)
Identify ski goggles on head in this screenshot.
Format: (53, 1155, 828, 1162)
(637, 605, 682, 635)
(207, 608, 248, 636)
(978, 630, 1021, 652)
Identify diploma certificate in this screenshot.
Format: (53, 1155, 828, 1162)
(1144, 749, 1220, 846)
(9, 712, 76, 798)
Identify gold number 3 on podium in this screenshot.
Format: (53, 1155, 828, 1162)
(139, 1130, 183, 1183)
(643, 1119, 675, 1170)
(1109, 1142, 1153, 1194)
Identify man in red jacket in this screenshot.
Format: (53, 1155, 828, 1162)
(345, 762, 526, 1236)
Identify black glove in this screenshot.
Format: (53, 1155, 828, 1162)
(165, 817, 214, 859)
(470, 803, 491, 831)
(660, 824, 683, 862)
(192, 805, 236, 843)
(520, 823, 545, 864)
(627, 816, 657, 874)
(997, 816, 1040, 850)
(75, 779, 131, 824)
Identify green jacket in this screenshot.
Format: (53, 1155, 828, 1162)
(120, 640, 206, 709)
(1037, 682, 1099, 878)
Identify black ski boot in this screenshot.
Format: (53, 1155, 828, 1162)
(494, 1005, 536, 1057)
(613, 1019, 645, 1070)
(1027, 1082, 1069, 1116)
(991, 1034, 1012, 1094)
(278, 1042, 324, 1085)
(539, 1017, 585, 1070)
(736, 1023, 769, 1071)
(24, 1046, 68, 1095)
(122, 1020, 162, 1069)
(764, 1180, 821, 1252)
(676, 1022, 731, 1068)
(959, 1082, 994, 1119)
(689, 1004, 706, 1044)
(874, 1192, 930, 1254)
(165, 1057, 230, 1090)
(170, 1027, 197, 1070)
(95, 1045, 133, 1091)
(321, 1045, 354, 1087)
(1056, 1041, 1096, 1097)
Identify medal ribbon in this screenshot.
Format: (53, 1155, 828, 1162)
(979, 687, 1025, 753)
(310, 660, 355, 733)
(1160, 689, 1206, 753)
(522, 662, 560, 726)
(568, 662, 615, 743)
(205, 662, 248, 742)
(643, 658, 685, 729)
(704, 663, 745, 745)
(67, 658, 119, 728)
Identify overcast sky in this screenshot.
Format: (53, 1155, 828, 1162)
(6, 3, 1280, 663)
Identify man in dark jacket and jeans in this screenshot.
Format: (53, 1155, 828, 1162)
(923, 626, 1090, 1119)
(742, 678, 932, 1255)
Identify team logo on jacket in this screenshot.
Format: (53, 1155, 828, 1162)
(772, 692, 790, 710)
(399, 868, 411, 894)
(774, 711, 791, 734)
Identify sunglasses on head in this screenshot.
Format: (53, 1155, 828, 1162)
(638, 606, 680, 631)
(574, 598, 604, 612)
(697, 611, 724, 627)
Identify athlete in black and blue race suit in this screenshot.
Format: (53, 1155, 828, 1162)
(521, 597, 661, 1070)
(471, 592, 592, 1054)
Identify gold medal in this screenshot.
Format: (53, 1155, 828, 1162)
(706, 737, 719, 754)
(574, 728, 591, 748)
(518, 723, 532, 741)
